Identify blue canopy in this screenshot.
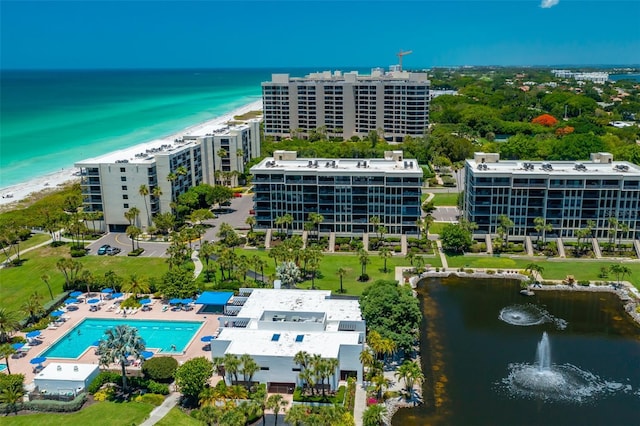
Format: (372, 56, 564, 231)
(64, 298, 78, 304)
(87, 298, 100, 304)
(101, 288, 114, 294)
(30, 357, 47, 365)
(11, 343, 24, 350)
(141, 351, 154, 360)
(200, 336, 214, 343)
(50, 310, 64, 317)
(139, 298, 151, 305)
(169, 298, 182, 305)
(194, 291, 234, 306)
(26, 331, 41, 339)
(181, 298, 193, 305)
(112, 292, 123, 299)
(92, 341, 101, 346)
(69, 291, 83, 297)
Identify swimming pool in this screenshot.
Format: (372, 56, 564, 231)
(0, 364, 6, 372)
(39, 318, 204, 359)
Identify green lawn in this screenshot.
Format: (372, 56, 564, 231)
(446, 254, 640, 289)
(428, 222, 448, 236)
(201, 248, 437, 296)
(429, 192, 461, 206)
(155, 407, 202, 426)
(0, 401, 154, 426)
(0, 244, 170, 316)
(18, 233, 52, 252)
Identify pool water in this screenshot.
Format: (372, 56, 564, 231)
(0, 364, 6, 371)
(40, 318, 204, 359)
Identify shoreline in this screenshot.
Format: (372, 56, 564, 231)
(0, 99, 263, 208)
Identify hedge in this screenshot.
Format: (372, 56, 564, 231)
(142, 356, 178, 383)
(0, 393, 87, 414)
(293, 385, 346, 405)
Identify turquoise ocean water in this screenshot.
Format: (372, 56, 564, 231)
(0, 69, 281, 189)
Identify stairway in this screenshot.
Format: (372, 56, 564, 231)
(485, 234, 493, 255)
(557, 238, 566, 258)
(524, 236, 534, 256)
(591, 238, 602, 258)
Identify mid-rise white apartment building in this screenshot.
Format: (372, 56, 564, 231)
(463, 152, 640, 239)
(251, 150, 423, 235)
(212, 288, 365, 393)
(75, 120, 260, 232)
(262, 69, 430, 142)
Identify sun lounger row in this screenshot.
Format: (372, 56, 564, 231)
(114, 307, 139, 315)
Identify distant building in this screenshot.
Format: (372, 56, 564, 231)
(250, 150, 422, 235)
(551, 69, 609, 84)
(463, 152, 640, 239)
(75, 120, 260, 231)
(211, 288, 365, 392)
(262, 70, 430, 142)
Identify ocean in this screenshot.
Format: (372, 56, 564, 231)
(0, 68, 278, 189)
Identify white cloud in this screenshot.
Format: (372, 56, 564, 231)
(540, 0, 560, 8)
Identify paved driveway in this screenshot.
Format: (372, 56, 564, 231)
(433, 206, 460, 222)
(87, 193, 255, 257)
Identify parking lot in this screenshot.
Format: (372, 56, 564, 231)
(433, 206, 460, 222)
(86, 193, 255, 258)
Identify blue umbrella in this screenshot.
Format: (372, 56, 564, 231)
(30, 357, 47, 365)
(169, 298, 182, 305)
(11, 343, 24, 350)
(139, 298, 151, 305)
(101, 288, 114, 294)
(26, 331, 41, 339)
(200, 336, 214, 343)
(141, 351, 154, 360)
(50, 310, 64, 317)
(92, 340, 101, 346)
(182, 298, 193, 305)
(69, 291, 83, 297)
(87, 298, 100, 304)
(64, 298, 78, 305)
(112, 292, 123, 299)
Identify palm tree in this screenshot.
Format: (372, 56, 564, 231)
(609, 264, 632, 288)
(126, 225, 142, 251)
(498, 215, 514, 249)
(358, 249, 370, 280)
(98, 325, 146, 392)
(607, 217, 619, 252)
(533, 217, 553, 249)
(359, 349, 375, 371)
(223, 353, 241, 384)
(139, 184, 150, 229)
(293, 350, 311, 389)
(227, 384, 249, 400)
(369, 215, 380, 235)
(40, 274, 54, 300)
(395, 360, 424, 396)
(336, 267, 348, 293)
(21, 291, 44, 325)
(199, 241, 216, 282)
(618, 223, 630, 252)
(166, 172, 177, 202)
(0, 373, 25, 415)
(124, 206, 140, 227)
(309, 212, 324, 242)
(266, 393, 288, 426)
(285, 405, 309, 426)
(370, 373, 390, 400)
(0, 308, 20, 343)
(363, 404, 387, 426)
(0, 343, 16, 374)
(524, 263, 544, 283)
(239, 353, 259, 389)
(245, 216, 256, 232)
(122, 274, 150, 299)
(379, 247, 392, 273)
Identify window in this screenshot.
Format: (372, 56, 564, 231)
(123, 195, 128, 200)
(120, 167, 126, 172)
(123, 203, 129, 209)
(120, 176, 127, 182)
(271, 334, 281, 341)
(121, 185, 128, 190)
(260, 366, 270, 371)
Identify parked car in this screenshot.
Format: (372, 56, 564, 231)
(97, 244, 111, 255)
(106, 247, 121, 256)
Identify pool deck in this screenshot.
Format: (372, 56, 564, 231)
(7, 297, 220, 386)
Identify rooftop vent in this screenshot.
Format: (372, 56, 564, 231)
(357, 161, 361, 168)
(541, 162, 553, 171)
(308, 160, 313, 167)
(325, 161, 331, 168)
(614, 164, 629, 172)
(574, 163, 587, 171)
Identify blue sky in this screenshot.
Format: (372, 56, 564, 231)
(1, 0, 639, 69)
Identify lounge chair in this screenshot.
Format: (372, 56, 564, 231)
(162, 305, 168, 312)
(114, 307, 122, 315)
(131, 308, 138, 315)
(47, 323, 58, 330)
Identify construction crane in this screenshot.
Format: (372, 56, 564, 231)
(396, 50, 413, 71)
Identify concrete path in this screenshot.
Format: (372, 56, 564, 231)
(436, 240, 448, 269)
(140, 392, 181, 426)
(353, 383, 367, 426)
(557, 237, 566, 258)
(592, 238, 602, 258)
(0, 237, 53, 269)
(485, 234, 493, 255)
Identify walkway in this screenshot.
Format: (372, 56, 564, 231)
(140, 392, 181, 425)
(436, 240, 448, 269)
(0, 236, 53, 269)
(353, 383, 367, 426)
(191, 249, 203, 279)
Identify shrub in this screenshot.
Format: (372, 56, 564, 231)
(486, 270, 495, 274)
(134, 393, 165, 406)
(142, 356, 178, 383)
(88, 371, 121, 394)
(393, 245, 402, 253)
(70, 248, 87, 257)
(25, 393, 88, 412)
(93, 387, 115, 402)
(146, 380, 170, 395)
(578, 280, 591, 286)
(128, 248, 145, 256)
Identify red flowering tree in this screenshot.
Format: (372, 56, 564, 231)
(531, 114, 558, 127)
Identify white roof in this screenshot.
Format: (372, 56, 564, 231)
(34, 363, 99, 382)
(238, 289, 362, 322)
(466, 158, 640, 177)
(218, 328, 360, 358)
(251, 158, 421, 175)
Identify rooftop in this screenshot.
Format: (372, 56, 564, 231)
(218, 328, 361, 358)
(237, 289, 363, 322)
(34, 363, 99, 382)
(467, 152, 640, 177)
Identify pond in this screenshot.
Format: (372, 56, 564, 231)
(393, 277, 640, 426)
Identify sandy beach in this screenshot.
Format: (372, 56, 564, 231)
(0, 99, 263, 208)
